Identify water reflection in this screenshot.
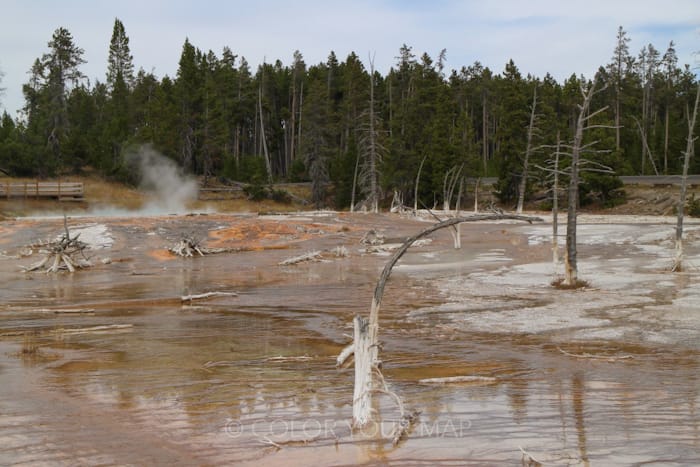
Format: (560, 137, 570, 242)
(2, 217, 700, 465)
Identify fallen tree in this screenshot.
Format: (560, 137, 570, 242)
(337, 213, 542, 437)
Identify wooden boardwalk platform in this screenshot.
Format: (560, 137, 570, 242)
(0, 181, 84, 201)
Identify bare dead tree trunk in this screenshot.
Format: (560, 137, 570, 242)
(552, 134, 561, 268)
(343, 213, 542, 428)
(565, 83, 598, 286)
(289, 73, 297, 168)
(368, 56, 379, 213)
(442, 165, 463, 212)
(672, 83, 700, 272)
(298, 81, 303, 159)
(517, 87, 538, 214)
(258, 83, 273, 183)
(664, 108, 670, 174)
(482, 92, 489, 174)
(414, 154, 427, 213)
(350, 151, 360, 213)
(474, 178, 480, 213)
(633, 116, 660, 176)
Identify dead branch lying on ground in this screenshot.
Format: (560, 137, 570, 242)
(23, 217, 91, 273)
(181, 291, 238, 302)
(279, 246, 350, 266)
(418, 375, 498, 385)
(169, 234, 238, 257)
(53, 324, 133, 335)
(279, 250, 323, 265)
(556, 346, 633, 361)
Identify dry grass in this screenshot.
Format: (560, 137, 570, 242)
(551, 277, 590, 290)
(1, 173, 311, 216)
(82, 177, 146, 210)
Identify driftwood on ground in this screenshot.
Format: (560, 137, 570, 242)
(23, 217, 91, 273)
(418, 375, 498, 384)
(169, 234, 238, 257)
(181, 291, 238, 302)
(279, 246, 349, 266)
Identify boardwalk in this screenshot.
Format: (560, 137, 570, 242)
(0, 181, 83, 200)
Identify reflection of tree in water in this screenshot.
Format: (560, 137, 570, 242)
(572, 373, 589, 466)
(506, 379, 529, 424)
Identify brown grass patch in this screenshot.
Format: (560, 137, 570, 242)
(551, 278, 590, 290)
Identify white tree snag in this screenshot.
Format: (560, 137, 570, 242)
(442, 165, 463, 212)
(367, 54, 380, 213)
(473, 177, 480, 213)
(23, 216, 91, 273)
(673, 83, 700, 272)
(565, 82, 601, 286)
(552, 134, 561, 268)
(346, 213, 542, 430)
(516, 87, 538, 214)
(351, 315, 375, 428)
(258, 79, 273, 184)
(414, 154, 427, 213)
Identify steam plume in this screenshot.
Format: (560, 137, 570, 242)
(130, 145, 199, 214)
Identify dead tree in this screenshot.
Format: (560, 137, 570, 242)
(563, 78, 613, 286)
(413, 154, 427, 213)
(258, 70, 273, 183)
(338, 213, 542, 431)
(536, 131, 564, 270)
(633, 116, 660, 176)
(442, 165, 463, 212)
(170, 235, 205, 257)
(356, 54, 384, 213)
(672, 83, 700, 272)
(516, 87, 539, 214)
(551, 135, 563, 268)
(169, 234, 236, 257)
(23, 217, 90, 273)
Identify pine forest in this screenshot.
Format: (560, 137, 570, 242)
(0, 21, 698, 210)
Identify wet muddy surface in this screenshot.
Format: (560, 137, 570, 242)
(1, 211, 699, 465)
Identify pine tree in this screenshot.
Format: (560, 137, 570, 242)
(21, 27, 86, 176)
(106, 18, 134, 90)
(175, 38, 203, 173)
(103, 18, 135, 172)
(494, 59, 528, 204)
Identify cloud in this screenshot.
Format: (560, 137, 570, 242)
(1, 0, 697, 117)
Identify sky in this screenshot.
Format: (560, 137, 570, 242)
(0, 0, 698, 117)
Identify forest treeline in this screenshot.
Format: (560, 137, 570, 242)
(0, 20, 698, 209)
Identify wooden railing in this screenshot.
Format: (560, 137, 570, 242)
(0, 181, 84, 200)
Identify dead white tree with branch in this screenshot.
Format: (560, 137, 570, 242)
(536, 131, 565, 270)
(537, 78, 614, 285)
(355, 53, 384, 213)
(672, 82, 700, 272)
(516, 86, 539, 214)
(563, 78, 614, 286)
(337, 213, 542, 432)
(413, 154, 427, 214)
(633, 116, 660, 176)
